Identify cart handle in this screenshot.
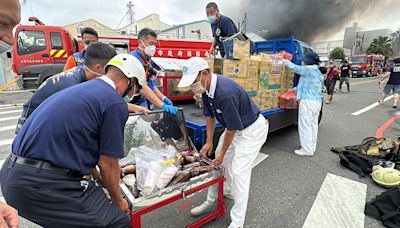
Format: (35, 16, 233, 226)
(128, 107, 184, 116)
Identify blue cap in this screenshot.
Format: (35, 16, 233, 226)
(301, 51, 320, 65)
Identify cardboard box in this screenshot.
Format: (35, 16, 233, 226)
(259, 73, 283, 90)
(206, 58, 224, 74)
(223, 59, 248, 78)
(223, 59, 260, 79)
(224, 38, 251, 59)
(247, 60, 259, 79)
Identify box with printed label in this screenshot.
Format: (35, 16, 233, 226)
(247, 60, 259, 79)
(223, 59, 248, 78)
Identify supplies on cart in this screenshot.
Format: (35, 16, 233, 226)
(119, 145, 217, 198)
(134, 145, 179, 196)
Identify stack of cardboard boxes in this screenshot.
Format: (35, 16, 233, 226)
(206, 53, 295, 111)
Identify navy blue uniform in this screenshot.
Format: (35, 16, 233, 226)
(13, 79, 127, 174)
(388, 65, 400, 85)
(211, 15, 238, 57)
(202, 75, 260, 130)
(1, 78, 130, 227)
(22, 67, 87, 118)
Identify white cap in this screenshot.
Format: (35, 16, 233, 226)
(105, 54, 146, 86)
(178, 57, 209, 87)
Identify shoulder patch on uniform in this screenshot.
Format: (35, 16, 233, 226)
(393, 66, 400, 72)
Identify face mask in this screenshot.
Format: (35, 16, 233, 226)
(207, 15, 217, 24)
(0, 40, 12, 54)
(84, 65, 103, 76)
(123, 85, 140, 103)
(140, 40, 156, 57)
(122, 78, 133, 97)
(190, 72, 207, 95)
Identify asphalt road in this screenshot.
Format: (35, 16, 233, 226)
(0, 76, 398, 227)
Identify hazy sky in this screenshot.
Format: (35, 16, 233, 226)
(20, 0, 400, 42)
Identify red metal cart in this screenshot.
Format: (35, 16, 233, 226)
(121, 110, 225, 228)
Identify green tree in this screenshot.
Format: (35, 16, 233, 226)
(366, 36, 393, 58)
(329, 47, 346, 60)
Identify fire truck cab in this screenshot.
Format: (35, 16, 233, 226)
(349, 54, 385, 77)
(11, 17, 76, 89)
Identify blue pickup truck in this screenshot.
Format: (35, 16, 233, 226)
(183, 36, 321, 149)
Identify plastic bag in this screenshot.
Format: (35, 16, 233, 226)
(280, 90, 298, 109)
(134, 145, 179, 195)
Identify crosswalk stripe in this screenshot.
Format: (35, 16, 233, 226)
(302, 173, 367, 228)
(0, 116, 19, 122)
(0, 138, 13, 147)
(0, 106, 21, 111)
(0, 104, 23, 108)
(0, 110, 21, 115)
(0, 125, 15, 132)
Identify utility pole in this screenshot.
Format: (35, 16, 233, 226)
(126, 1, 135, 35)
(354, 32, 365, 54)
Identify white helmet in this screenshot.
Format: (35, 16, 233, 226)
(105, 54, 146, 86)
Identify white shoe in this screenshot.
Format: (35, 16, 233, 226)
(228, 223, 242, 228)
(294, 149, 314, 156)
(223, 191, 235, 200)
(190, 201, 214, 216)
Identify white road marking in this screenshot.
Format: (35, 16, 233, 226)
(0, 125, 15, 132)
(0, 106, 21, 111)
(351, 95, 393, 116)
(0, 139, 14, 147)
(0, 110, 21, 115)
(303, 173, 367, 228)
(0, 116, 19, 122)
(252, 153, 269, 168)
(0, 104, 23, 108)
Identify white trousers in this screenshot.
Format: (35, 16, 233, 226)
(298, 100, 322, 152)
(207, 114, 269, 227)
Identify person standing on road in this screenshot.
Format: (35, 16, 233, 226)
(178, 57, 269, 228)
(206, 2, 238, 58)
(283, 52, 324, 156)
(379, 57, 400, 108)
(16, 42, 149, 133)
(325, 61, 339, 104)
(0, 0, 21, 226)
(0, 54, 145, 227)
(339, 60, 351, 92)
(129, 28, 178, 114)
(63, 27, 99, 71)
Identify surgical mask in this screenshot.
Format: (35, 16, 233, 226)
(207, 15, 217, 24)
(0, 40, 12, 54)
(140, 40, 156, 57)
(122, 79, 133, 97)
(84, 65, 103, 76)
(123, 85, 140, 103)
(190, 73, 207, 95)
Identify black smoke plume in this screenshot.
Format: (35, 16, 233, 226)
(240, 0, 382, 42)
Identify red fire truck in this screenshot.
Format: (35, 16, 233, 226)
(11, 17, 211, 93)
(349, 54, 385, 77)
